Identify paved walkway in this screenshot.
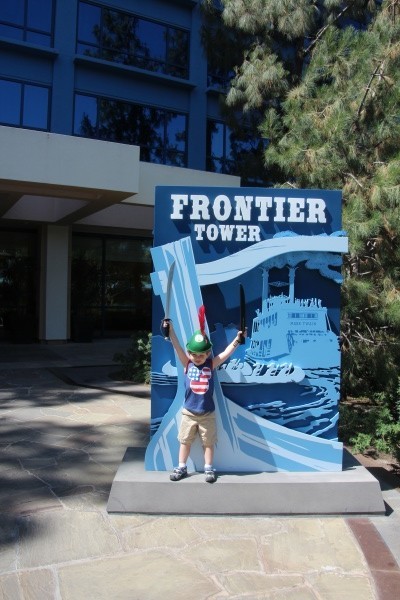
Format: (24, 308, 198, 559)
(1, 340, 400, 599)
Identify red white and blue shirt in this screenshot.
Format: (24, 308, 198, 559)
(184, 358, 215, 414)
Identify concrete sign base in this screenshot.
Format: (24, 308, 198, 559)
(107, 448, 385, 515)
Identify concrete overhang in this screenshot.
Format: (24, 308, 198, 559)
(0, 125, 140, 223)
(0, 126, 241, 231)
(75, 162, 241, 230)
(127, 162, 241, 208)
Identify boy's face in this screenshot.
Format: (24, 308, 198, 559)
(187, 350, 211, 366)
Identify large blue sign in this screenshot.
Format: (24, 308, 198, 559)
(146, 187, 348, 472)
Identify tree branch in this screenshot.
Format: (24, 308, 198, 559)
(304, 5, 350, 56)
(356, 60, 386, 120)
(344, 172, 364, 189)
(284, 181, 298, 188)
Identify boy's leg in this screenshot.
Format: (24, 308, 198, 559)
(204, 445, 214, 465)
(179, 443, 191, 464)
(170, 443, 191, 481)
(204, 445, 217, 483)
(199, 414, 217, 483)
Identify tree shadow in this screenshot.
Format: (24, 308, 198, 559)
(0, 374, 150, 548)
(365, 466, 400, 492)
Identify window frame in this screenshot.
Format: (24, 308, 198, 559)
(73, 92, 188, 167)
(206, 119, 233, 174)
(0, 77, 51, 131)
(206, 118, 269, 184)
(76, 1, 190, 80)
(0, 0, 55, 47)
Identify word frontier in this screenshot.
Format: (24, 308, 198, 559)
(170, 193, 328, 223)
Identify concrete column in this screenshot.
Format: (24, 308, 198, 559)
(39, 225, 70, 341)
(51, 0, 78, 134)
(187, 3, 208, 170)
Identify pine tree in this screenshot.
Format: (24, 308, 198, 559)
(203, 1, 400, 403)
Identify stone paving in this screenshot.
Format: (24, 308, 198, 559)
(0, 341, 400, 599)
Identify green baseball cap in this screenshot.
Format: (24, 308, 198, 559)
(186, 330, 212, 353)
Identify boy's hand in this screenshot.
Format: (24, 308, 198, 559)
(161, 318, 172, 340)
(237, 327, 247, 345)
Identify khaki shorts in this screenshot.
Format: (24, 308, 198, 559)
(178, 409, 217, 446)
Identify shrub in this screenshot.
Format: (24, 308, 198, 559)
(113, 331, 152, 384)
(339, 389, 400, 463)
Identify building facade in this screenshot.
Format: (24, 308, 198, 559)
(0, 0, 240, 342)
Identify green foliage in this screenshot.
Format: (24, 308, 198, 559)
(204, 0, 400, 402)
(351, 420, 400, 462)
(339, 384, 400, 462)
(263, 4, 400, 402)
(397, 378, 400, 418)
(113, 331, 152, 384)
(351, 432, 374, 454)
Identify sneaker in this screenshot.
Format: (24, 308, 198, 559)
(205, 468, 217, 483)
(170, 466, 188, 481)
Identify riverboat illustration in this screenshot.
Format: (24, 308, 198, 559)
(245, 265, 339, 369)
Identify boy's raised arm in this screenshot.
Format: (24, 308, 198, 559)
(164, 320, 188, 367)
(212, 331, 245, 369)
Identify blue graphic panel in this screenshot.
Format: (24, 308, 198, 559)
(147, 187, 348, 472)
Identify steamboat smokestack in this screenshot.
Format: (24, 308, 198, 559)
(288, 267, 295, 303)
(261, 267, 269, 310)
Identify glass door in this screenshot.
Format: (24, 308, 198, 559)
(71, 234, 152, 337)
(0, 229, 38, 341)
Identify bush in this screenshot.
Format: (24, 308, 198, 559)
(339, 387, 400, 463)
(351, 432, 374, 455)
(113, 331, 152, 384)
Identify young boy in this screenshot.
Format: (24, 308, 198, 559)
(164, 317, 244, 483)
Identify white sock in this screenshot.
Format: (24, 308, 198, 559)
(179, 462, 186, 468)
(204, 464, 212, 471)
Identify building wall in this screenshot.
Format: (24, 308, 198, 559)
(0, 0, 221, 170)
(0, 0, 240, 341)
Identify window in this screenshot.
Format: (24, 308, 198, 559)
(0, 0, 54, 46)
(77, 1, 190, 79)
(206, 121, 241, 175)
(0, 229, 38, 342)
(71, 234, 153, 335)
(0, 78, 50, 130)
(74, 93, 187, 167)
(206, 119, 269, 185)
(207, 66, 235, 90)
